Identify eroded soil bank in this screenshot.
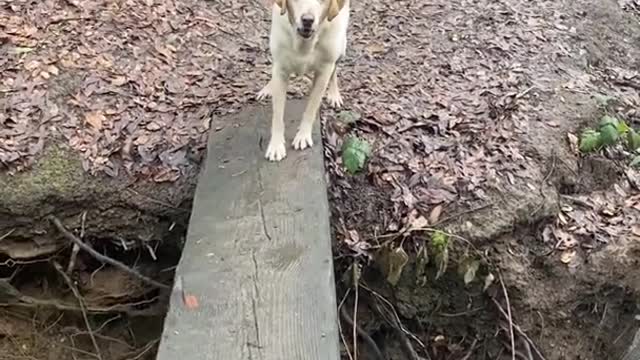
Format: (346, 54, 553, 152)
(0, 146, 195, 359)
(328, 0, 640, 359)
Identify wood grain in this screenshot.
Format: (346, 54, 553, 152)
(156, 101, 339, 360)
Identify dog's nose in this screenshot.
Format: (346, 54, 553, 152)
(301, 14, 314, 28)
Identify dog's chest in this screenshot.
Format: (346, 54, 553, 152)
(281, 42, 325, 74)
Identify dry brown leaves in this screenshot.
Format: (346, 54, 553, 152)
(2, 0, 640, 255)
(546, 176, 640, 268)
(0, 0, 271, 179)
(327, 0, 589, 252)
(326, 0, 640, 255)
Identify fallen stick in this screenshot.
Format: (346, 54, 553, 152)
(492, 298, 547, 360)
(53, 261, 103, 360)
(339, 302, 385, 360)
(498, 273, 516, 360)
(48, 215, 170, 290)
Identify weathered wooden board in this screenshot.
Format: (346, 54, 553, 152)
(156, 100, 339, 360)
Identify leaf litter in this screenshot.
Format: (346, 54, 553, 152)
(3, 0, 640, 358)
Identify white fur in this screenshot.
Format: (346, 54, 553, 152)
(259, 0, 350, 162)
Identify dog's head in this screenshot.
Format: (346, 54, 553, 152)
(275, 0, 345, 39)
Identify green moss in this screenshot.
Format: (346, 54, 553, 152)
(0, 146, 88, 210)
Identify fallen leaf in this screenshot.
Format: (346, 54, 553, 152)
(429, 205, 443, 224)
(560, 250, 576, 264)
(408, 210, 429, 229)
(567, 133, 579, 153)
(415, 243, 429, 286)
(111, 76, 128, 86)
(85, 111, 105, 130)
(458, 259, 480, 285)
(366, 43, 385, 54)
(146, 122, 162, 131)
(13, 47, 34, 54)
(47, 65, 59, 76)
(385, 246, 409, 286)
(434, 247, 449, 281)
(483, 273, 495, 291)
(183, 294, 199, 310)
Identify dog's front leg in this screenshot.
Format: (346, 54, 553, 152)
(292, 64, 333, 150)
(265, 66, 289, 162)
(326, 64, 343, 108)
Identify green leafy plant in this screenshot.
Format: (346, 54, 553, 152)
(578, 114, 640, 166)
(341, 136, 371, 174)
(579, 129, 601, 153)
(430, 230, 450, 280)
(337, 110, 361, 124)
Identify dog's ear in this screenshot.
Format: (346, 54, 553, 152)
(327, 0, 344, 21)
(274, 0, 287, 15)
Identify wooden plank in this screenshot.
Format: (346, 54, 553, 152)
(156, 100, 340, 360)
(621, 329, 640, 360)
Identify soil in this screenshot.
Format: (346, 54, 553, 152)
(2, 0, 640, 359)
(0, 145, 193, 359)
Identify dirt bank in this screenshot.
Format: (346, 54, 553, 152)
(328, 0, 640, 359)
(0, 144, 196, 359)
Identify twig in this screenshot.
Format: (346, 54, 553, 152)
(338, 290, 354, 360)
(127, 339, 160, 360)
(498, 273, 516, 360)
(460, 339, 478, 360)
(124, 188, 190, 212)
(492, 299, 547, 360)
(0, 296, 162, 316)
(431, 203, 494, 227)
(521, 337, 534, 360)
(394, 324, 421, 360)
(43, 313, 65, 334)
(53, 261, 103, 360)
(67, 211, 85, 273)
(339, 302, 385, 360)
(353, 283, 359, 360)
(614, 79, 640, 90)
(559, 194, 594, 209)
(68, 243, 81, 273)
(362, 284, 427, 351)
(368, 292, 423, 360)
(375, 227, 477, 251)
(0, 228, 15, 241)
(541, 154, 557, 185)
(439, 308, 484, 317)
(70, 330, 132, 349)
(48, 215, 170, 289)
(68, 336, 81, 360)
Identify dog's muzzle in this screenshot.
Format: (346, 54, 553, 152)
(297, 27, 314, 39)
(298, 14, 315, 39)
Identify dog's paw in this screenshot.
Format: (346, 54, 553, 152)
(256, 83, 272, 101)
(292, 127, 314, 150)
(265, 137, 287, 161)
(326, 90, 343, 108)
